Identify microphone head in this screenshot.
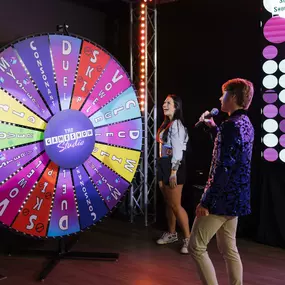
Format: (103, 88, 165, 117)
(210, 108, 219, 116)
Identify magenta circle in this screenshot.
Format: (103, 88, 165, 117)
(280, 134, 285, 147)
(264, 148, 278, 162)
(263, 45, 278, 59)
(264, 17, 285, 44)
(263, 90, 278, 103)
(280, 120, 285, 132)
(280, 105, 285, 118)
(263, 104, 278, 118)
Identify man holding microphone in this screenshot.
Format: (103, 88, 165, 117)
(189, 78, 255, 285)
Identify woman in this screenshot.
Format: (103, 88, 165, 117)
(156, 94, 190, 254)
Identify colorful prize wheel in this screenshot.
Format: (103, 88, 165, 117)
(0, 34, 142, 238)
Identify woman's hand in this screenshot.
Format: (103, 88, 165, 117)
(169, 170, 177, 189)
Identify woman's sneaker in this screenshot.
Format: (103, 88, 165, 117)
(156, 232, 178, 245)
(180, 237, 190, 254)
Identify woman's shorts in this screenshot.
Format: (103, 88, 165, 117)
(157, 154, 186, 186)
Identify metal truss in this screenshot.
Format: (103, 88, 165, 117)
(129, 1, 158, 226)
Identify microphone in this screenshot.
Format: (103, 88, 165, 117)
(195, 108, 219, 128)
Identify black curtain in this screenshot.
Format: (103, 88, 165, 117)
(108, 0, 285, 249)
(255, 162, 285, 248)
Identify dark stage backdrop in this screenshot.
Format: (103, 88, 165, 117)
(257, 162, 285, 248)
(110, 1, 262, 233)
(0, 0, 106, 47)
(0, 0, 283, 248)
(153, 0, 284, 248)
(150, 0, 262, 238)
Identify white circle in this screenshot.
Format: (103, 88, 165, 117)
(263, 119, 278, 132)
(263, 75, 278, 89)
(279, 90, 285, 103)
(279, 75, 285, 88)
(280, 60, 285, 73)
(263, 0, 279, 13)
(279, 149, 285, 162)
(263, 60, 278, 74)
(263, 0, 285, 18)
(263, 134, 278, 147)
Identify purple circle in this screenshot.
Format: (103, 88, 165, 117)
(263, 104, 278, 118)
(263, 45, 278, 59)
(280, 134, 285, 147)
(280, 105, 285, 118)
(280, 120, 285, 133)
(263, 90, 278, 103)
(264, 17, 285, 44)
(264, 148, 278, 162)
(44, 110, 95, 169)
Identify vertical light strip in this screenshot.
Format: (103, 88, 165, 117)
(139, 1, 147, 112)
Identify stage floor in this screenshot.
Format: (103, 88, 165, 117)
(0, 218, 284, 285)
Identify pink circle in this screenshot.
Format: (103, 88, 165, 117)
(263, 104, 278, 118)
(280, 105, 285, 118)
(263, 90, 278, 103)
(280, 134, 285, 147)
(280, 120, 285, 132)
(264, 148, 278, 162)
(264, 17, 285, 44)
(263, 45, 278, 59)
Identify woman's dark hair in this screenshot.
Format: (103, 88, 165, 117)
(156, 94, 185, 143)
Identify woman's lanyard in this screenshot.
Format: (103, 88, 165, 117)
(159, 130, 173, 157)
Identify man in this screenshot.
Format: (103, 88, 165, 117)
(189, 78, 255, 285)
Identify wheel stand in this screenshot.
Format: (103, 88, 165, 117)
(7, 236, 119, 282)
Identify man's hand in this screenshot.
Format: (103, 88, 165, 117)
(158, 181, 164, 190)
(199, 111, 216, 128)
(169, 171, 177, 189)
(196, 203, 209, 217)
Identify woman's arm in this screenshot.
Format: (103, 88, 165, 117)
(169, 120, 187, 171)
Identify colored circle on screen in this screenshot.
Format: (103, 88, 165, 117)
(263, 104, 278, 118)
(279, 105, 285, 118)
(279, 149, 285, 163)
(279, 119, 285, 132)
(279, 134, 285, 147)
(263, 134, 278, 147)
(263, 60, 278, 74)
(263, 148, 278, 162)
(279, 59, 285, 73)
(263, 75, 278, 89)
(263, 119, 278, 132)
(263, 0, 279, 14)
(263, 16, 285, 44)
(279, 74, 285, 88)
(279, 90, 285, 103)
(263, 90, 278, 103)
(263, 45, 278, 59)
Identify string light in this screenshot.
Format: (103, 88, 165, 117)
(139, 0, 147, 112)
